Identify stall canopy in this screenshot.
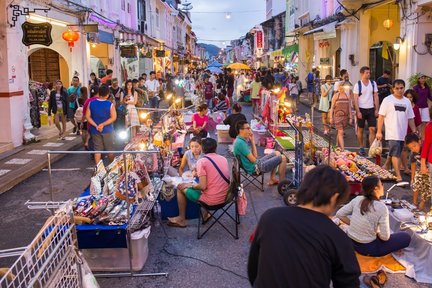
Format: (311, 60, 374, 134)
(207, 66, 223, 73)
(208, 61, 223, 68)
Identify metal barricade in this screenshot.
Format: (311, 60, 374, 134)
(0, 202, 83, 288)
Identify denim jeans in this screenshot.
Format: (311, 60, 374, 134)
(352, 232, 411, 257)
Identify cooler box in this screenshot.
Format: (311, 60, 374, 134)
(216, 125, 232, 143)
(158, 192, 200, 220)
(81, 226, 151, 272)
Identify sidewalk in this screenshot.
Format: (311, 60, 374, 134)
(0, 126, 83, 195)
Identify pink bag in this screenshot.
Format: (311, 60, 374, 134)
(237, 187, 247, 216)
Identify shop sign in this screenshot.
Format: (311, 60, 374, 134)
(155, 50, 166, 57)
(256, 31, 263, 49)
(21, 22, 53, 46)
(320, 57, 331, 65)
(120, 45, 137, 58)
(314, 31, 336, 41)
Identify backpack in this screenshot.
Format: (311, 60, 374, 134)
(74, 106, 84, 122)
(357, 80, 377, 96)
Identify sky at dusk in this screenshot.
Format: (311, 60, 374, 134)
(186, 0, 266, 47)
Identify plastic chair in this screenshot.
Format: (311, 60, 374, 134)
(197, 163, 240, 240)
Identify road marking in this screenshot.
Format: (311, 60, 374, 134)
(5, 158, 32, 165)
(42, 167, 95, 172)
(27, 150, 49, 155)
(64, 136, 76, 141)
(43, 142, 64, 147)
(0, 169, 11, 176)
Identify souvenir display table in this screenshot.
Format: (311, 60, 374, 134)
(387, 201, 432, 284)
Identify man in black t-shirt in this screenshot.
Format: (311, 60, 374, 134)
(376, 70, 392, 104)
(248, 165, 360, 288)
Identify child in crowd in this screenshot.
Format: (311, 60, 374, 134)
(405, 133, 431, 210)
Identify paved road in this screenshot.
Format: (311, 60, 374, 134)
(0, 103, 430, 288)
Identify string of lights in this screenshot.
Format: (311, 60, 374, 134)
(188, 10, 264, 14)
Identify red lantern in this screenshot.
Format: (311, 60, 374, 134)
(62, 30, 79, 51)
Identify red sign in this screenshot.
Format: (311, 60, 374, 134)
(256, 31, 263, 49)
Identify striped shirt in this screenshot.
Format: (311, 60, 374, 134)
(336, 196, 390, 243)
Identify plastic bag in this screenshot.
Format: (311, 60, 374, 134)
(368, 139, 382, 157)
(79, 251, 100, 288)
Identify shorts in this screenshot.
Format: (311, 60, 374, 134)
(67, 107, 77, 120)
(92, 133, 115, 152)
(388, 140, 404, 157)
(419, 107, 430, 122)
(185, 187, 202, 202)
(256, 152, 282, 173)
(307, 84, 314, 93)
(357, 108, 377, 128)
(412, 170, 431, 202)
(81, 122, 88, 131)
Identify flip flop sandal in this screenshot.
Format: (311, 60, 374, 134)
(167, 221, 187, 228)
(267, 181, 279, 186)
(363, 275, 382, 288)
(376, 270, 388, 285)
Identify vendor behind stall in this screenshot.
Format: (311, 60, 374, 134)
(192, 104, 209, 138)
(178, 137, 203, 176)
(223, 103, 247, 139)
(336, 176, 411, 257)
(168, 138, 230, 228)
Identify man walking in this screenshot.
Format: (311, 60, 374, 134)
(203, 76, 214, 109)
(145, 71, 160, 109)
(85, 84, 117, 165)
(376, 79, 417, 181)
(376, 70, 392, 105)
(226, 68, 235, 104)
(67, 76, 81, 135)
(353, 66, 379, 156)
(305, 68, 315, 105)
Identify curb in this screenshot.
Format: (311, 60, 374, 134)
(0, 140, 83, 195)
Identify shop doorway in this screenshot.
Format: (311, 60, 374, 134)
(90, 43, 109, 78)
(369, 42, 394, 81)
(28, 48, 69, 84)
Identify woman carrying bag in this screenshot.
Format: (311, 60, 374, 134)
(48, 80, 69, 140)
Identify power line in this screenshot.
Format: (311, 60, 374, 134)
(189, 10, 264, 14)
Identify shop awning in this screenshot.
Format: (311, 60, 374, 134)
(282, 44, 299, 57)
(303, 21, 338, 36)
(271, 49, 283, 57)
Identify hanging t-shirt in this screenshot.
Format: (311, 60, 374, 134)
(378, 95, 414, 141)
(353, 80, 376, 109)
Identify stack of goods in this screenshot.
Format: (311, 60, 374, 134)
(72, 154, 156, 226)
(330, 149, 396, 182)
(162, 110, 187, 150)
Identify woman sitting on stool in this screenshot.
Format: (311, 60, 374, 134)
(178, 137, 203, 176)
(336, 176, 411, 257)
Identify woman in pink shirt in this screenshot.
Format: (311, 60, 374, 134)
(168, 138, 230, 228)
(192, 103, 209, 138)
